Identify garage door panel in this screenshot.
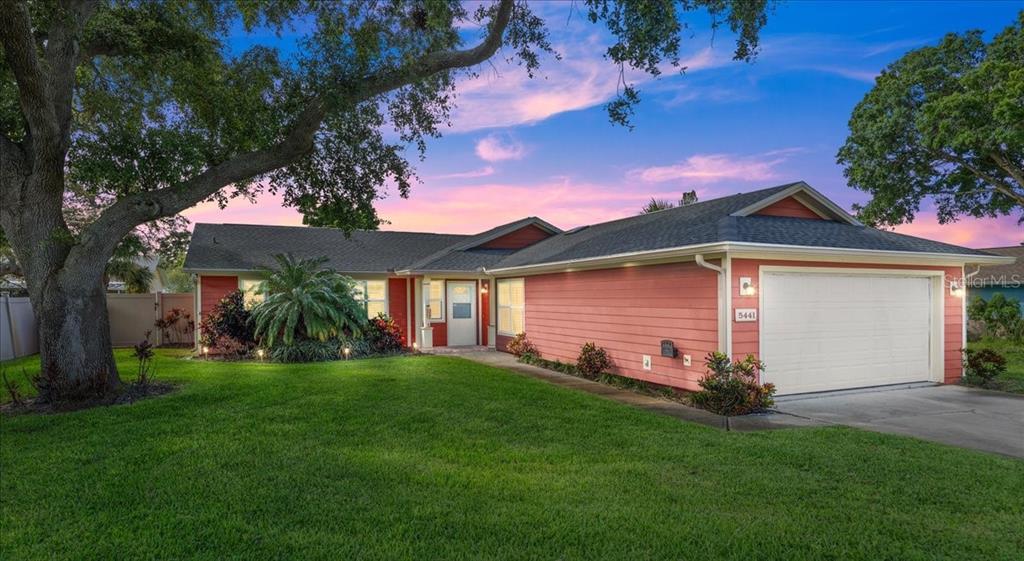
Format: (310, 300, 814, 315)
(761, 272, 933, 394)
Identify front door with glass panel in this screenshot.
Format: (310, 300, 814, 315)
(446, 281, 477, 346)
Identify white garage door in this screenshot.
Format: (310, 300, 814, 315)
(761, 271, 934, 395)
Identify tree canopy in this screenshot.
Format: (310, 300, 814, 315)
(837, 12, 1024, 227)
(0, 0, 772, 398)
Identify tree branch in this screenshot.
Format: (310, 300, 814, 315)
(990, 152, 1024, 197)
(352, 0, 514, 102)
(0, 2, 58, 146)
(932, 149, 1024, 207)
(70, 0, 515, 265)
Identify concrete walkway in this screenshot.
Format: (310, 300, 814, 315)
(456, 350, 821, 432)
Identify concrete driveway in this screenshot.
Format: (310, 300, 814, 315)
(777, 385, 1024, 459)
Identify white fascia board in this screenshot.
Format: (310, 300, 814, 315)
(484, 242, 1013, 275)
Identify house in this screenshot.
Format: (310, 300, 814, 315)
(183, 182, 1013, 395)
(968, 245, 1024, 312)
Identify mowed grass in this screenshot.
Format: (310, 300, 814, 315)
(1, 351, 1022, 561)
(970, 337, 1024, 393)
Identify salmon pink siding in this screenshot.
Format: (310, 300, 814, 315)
(200, 275, 238, 318)
(518, 262, 719, 390)
(477, 224, 552, 249)
(753, 196, 824, 219)
(730, 259, 964, 384)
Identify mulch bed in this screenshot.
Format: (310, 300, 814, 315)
(1, 382, 178, 416)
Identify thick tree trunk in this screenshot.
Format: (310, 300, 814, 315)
(33, 267, 121, 401)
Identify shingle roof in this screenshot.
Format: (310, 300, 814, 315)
(975, 246, 1024, 286)
(184, 183, 1000, 275)
(183, 224, 467, 273)
(491, 182, 994, 269)
(398, 216, 561, 272)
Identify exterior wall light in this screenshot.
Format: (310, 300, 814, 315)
(950, 279, 966, 298)
(739, 276, 756, 297)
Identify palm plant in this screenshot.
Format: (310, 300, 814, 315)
(251, 254, 366, 346)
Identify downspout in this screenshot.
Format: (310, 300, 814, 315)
(695, 255, 729, 356)
(960, 265, 983, 379)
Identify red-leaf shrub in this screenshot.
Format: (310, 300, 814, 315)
(506, 332, 537, 357)
(576, 342, 612, 379)
(363, 314, 405, 355)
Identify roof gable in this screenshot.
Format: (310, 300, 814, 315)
(474, 223, 554, 249)
(753, 195, 827, 220)
(730, 181, 861, 225)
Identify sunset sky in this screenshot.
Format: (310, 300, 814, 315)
(183, 1, 1022, 249)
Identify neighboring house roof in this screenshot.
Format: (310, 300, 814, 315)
(183, 224, 468, 273)
(184, 182, 1009, 276)
(973, 245, 1024, 287)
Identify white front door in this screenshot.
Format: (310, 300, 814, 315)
(446, 281, 477, 346)
(760, 271, 934, 395)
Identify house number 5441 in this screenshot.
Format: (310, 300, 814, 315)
(735, 308, 758, 322)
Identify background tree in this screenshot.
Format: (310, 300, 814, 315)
(640, 190, 699, 213)
(1, 0, 771, 401)
(837, 12, 1024, 227)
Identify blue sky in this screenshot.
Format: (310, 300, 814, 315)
(185, 1, 1023, 248)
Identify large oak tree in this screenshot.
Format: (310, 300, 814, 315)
(838, 12, 1024, 227)
(1, 0, 770, 401)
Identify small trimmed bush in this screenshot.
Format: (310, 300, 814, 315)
(270, 339, 341, 363)
(690, 352, 776, 416)
(576, 342, 612, 379)
(962, 348, 1008, 388)
(506, 333, 537, 357)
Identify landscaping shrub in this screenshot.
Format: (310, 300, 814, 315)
(133, 336, 156, 386)
(251, 254, 366, 347)
(576, 342, 613, 379)
(519, 352, 578, 375)
(212, 335, 253, 360)
(199, 290, 255, 350)
(154, 308, 195, 347)
(968, 294, 1023, 341)
(506, 332, 537, 357)
(363, 314, 405, 354)
(690, 352, 776, 416)
(962, 348, 1008, 388)
(270, 339, 341, 363)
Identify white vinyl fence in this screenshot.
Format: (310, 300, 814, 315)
(1, 292, 194, 361)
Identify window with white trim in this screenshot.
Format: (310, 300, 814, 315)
(427, 281, 444, 321)
(353, 280, 387, 319)
(239, 278, 264, 307)
(497, 278, 525, 335)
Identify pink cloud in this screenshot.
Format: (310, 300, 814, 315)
(631, 150, 797, 184)
(890, 213, 1022, 249)
(432, 166, 495, 179)
(450, 34, 729, 131)
(475, 134, 526, 162)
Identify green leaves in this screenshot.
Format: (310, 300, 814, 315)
(250, 253, 367, 347)
(838, 12, 1024, 226)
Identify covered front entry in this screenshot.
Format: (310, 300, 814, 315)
(760, 269, 939, 395)
(446, 281, 478, 346)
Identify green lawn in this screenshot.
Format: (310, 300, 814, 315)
(1, 351, 1022, 561)
(970, 338, 1024, 393)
